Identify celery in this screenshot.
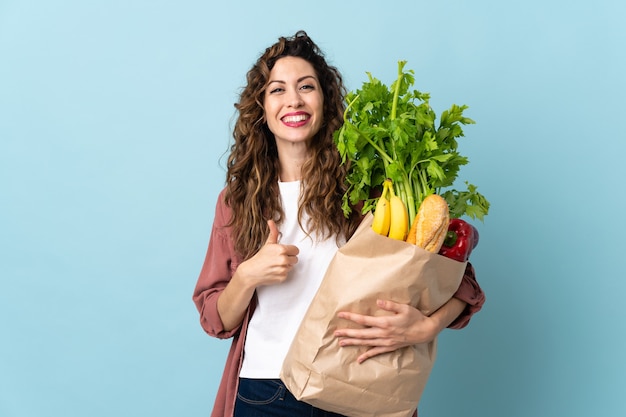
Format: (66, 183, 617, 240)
(334, 61, 490, 225)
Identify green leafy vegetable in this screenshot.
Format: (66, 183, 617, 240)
(334, 60, 490, 224)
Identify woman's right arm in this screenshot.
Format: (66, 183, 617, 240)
(192, 190, 243, 338)
(193, 191, 298, 336)
(217, 219, 299, 331)
(215, 269, 257, 332)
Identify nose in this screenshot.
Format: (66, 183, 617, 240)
(287, 89, 304, 108)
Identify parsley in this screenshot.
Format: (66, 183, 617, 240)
(334, 61, 490, 223)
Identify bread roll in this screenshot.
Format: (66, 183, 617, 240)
(406, 194, 450, 252)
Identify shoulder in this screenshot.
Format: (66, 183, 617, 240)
(213, 186, 232, 228)
(209, 186, 240, 267)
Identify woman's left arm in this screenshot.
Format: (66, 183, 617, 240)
(334, 296, 466, 364)
(334, 263, 485, 363)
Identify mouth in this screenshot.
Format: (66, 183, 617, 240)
(281, 113, 310, 126)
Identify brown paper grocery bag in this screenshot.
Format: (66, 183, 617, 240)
(280, 213, 467, 417)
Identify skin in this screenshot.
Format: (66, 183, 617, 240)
(263, 55, 324, 182)
(217, 56, 468, 363)
(334, 297, 467, 364)
(217, 219, 299, 332)
(217, 56, 320, 330)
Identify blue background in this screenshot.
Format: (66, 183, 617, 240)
(1, 1, 625, 416)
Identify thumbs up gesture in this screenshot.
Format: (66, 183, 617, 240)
(265, 219, 282, 245)
(238, 220, 300, 288)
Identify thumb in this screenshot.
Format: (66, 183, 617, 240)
(265, 219, 280, 244)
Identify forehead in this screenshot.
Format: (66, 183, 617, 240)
(269, 56, 317, 81)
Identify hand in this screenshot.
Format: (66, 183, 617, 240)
(334, 299, 439, 364)
(236, 219, 300, 288)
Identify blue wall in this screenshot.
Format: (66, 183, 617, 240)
(1, 1, 624, 416)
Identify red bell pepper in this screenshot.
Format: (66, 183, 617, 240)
(438, 218, 479, 262)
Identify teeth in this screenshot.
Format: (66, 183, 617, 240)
(282, 114, 308, 123)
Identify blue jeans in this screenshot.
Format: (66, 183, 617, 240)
(234, 378, 347, 417)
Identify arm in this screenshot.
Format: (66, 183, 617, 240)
(216, 219, 299, 331)
(192, 189, 243, 338)
(334, 297, 466, 364)
(192, 191, 300, 335)
(334, 262, 485, 363)
(447, 263, 485, 329)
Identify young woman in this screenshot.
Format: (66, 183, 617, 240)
(193, 30, 485, 417)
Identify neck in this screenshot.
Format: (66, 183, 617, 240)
(277, 144, 308, 182)
(279, 168, 302, 182)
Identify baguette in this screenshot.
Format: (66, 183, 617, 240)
(406, 194, 450, 252)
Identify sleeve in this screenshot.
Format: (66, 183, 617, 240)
(192, 189, 243, 339)
(447, 262, 485, 329)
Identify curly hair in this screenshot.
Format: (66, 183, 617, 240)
(224, 30, 360, 259)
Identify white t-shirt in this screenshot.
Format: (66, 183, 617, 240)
(239, 180, 342, 378)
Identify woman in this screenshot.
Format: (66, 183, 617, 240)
(193, 30, 485, 417)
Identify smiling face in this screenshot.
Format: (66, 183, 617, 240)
(263, 56, 324, 153)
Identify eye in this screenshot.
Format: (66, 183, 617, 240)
(300, 84, 316, 92)
(269, 87, 284, 94)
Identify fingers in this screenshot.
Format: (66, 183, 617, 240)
(265, 220, 299, 256)
(334, 322, 392, 342)
(375, 299, 406, 314)
(334, 314, 392, 346)
(336, 300, 406, 328)
(334, 300, 421, 363)
(336, 311, 381, 328)
(335, 331, 402, 365)
(256, 220, 299, 284)
(266, 219, 280, 244)
(336, 319, 395, 344)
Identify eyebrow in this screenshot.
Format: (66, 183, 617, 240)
(267, 75, 318, 85)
